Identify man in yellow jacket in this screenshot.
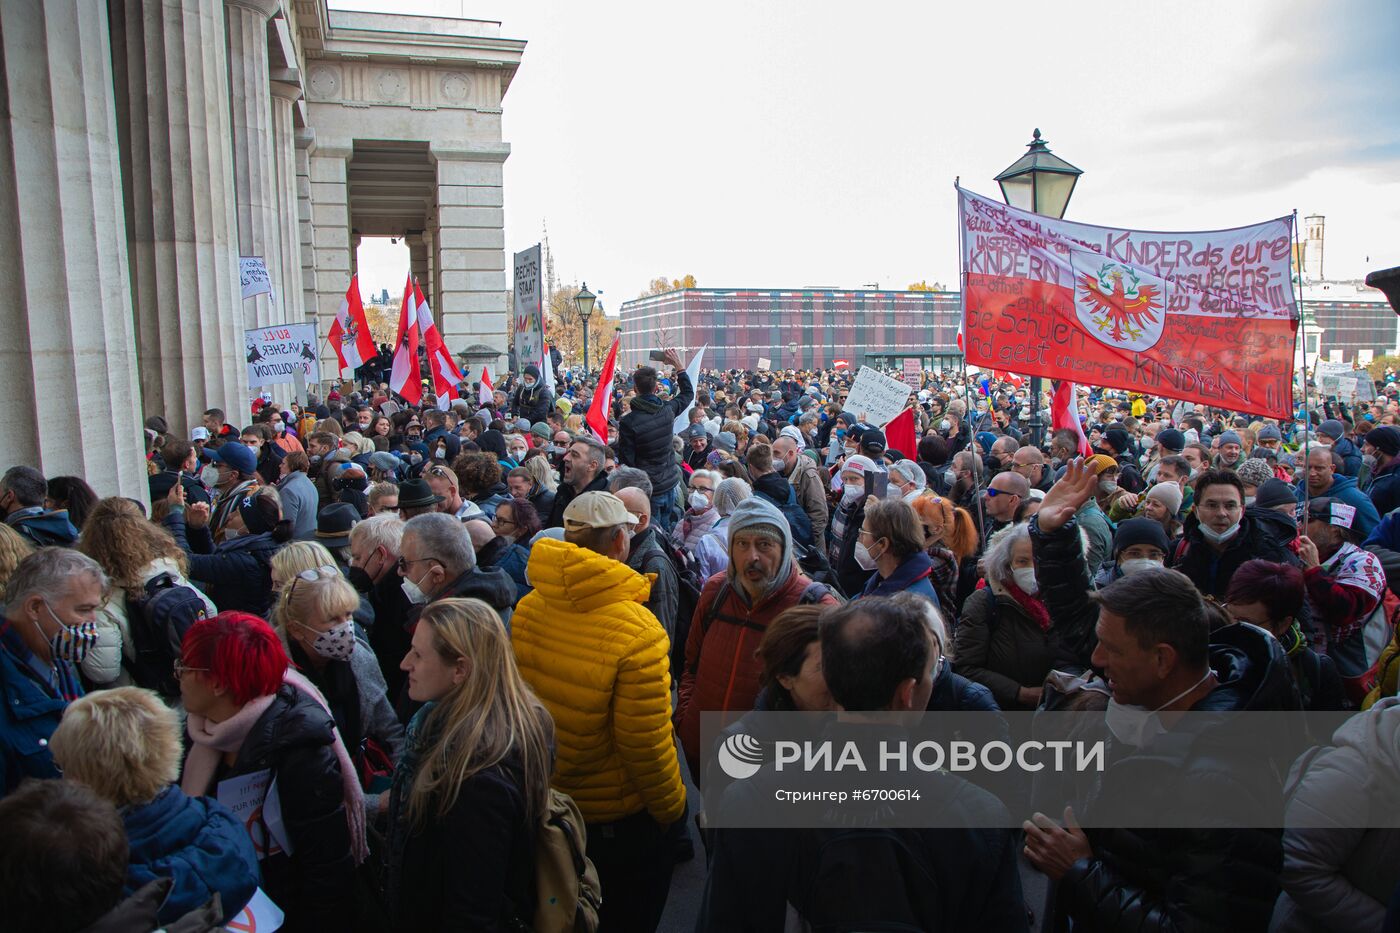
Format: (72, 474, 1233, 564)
(512, 491, 687, 933)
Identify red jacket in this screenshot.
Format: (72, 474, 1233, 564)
(676, 565, 837, 768)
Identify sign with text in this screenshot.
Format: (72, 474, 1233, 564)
(245, 323, 320, 388)
(959, 187, 1297, 418)
(845, 365, 913, 427)
(513, 245, 543, 376)
(903, 358, 922, 390)
(1316, 361, 1376, 401)
(239, 256, 273, 301)
(757, 356, 772, 370)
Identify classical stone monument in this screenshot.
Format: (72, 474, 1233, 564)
(0, 1, 524, 502)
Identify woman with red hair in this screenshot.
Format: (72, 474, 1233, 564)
(910, 494, 979, 617)
(177, 612, 365, 929)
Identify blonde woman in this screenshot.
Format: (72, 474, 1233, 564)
(384, 597, 555, 929)
(78, 497, 216, 690)
(271, 564, 404, 790)
(0, 522, 33, 599)
(50, 687, 259, 925)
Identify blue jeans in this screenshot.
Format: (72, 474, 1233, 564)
(650, 485, 680, 534)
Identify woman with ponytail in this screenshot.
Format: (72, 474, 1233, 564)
(383, 597, 555, 930)
(911, 494, 980, 617)
(177, 612, 363, 930)
(163, 482, 293, 616)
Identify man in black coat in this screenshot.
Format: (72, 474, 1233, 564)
(545, 436, 611, 529)
(511, 363, 554, 425)
(617, 349, 692, 534)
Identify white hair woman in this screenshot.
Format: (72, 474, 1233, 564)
(50, 687, 259, 925)
(694, 476, 751, 580)
(673, 469, 722, 552)
(383, 597, 555, 929)
(952, 522, 1059, 710)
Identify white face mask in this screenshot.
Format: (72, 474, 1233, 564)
(689, 491, 710, 511)
(1243, 496, 1255, 507)
(902, 486, 921, 503)
(854, 540, 881, 571)
(773, 457, 787, 474)
(305, 619, 356, 661)
(1012, 566, 1038, 594)
(1118, 558, 1162, 577)
(200, 465, 221, 488)
(841, 485, 862, 504)
(523, 378, 536, 388)
(1198, 521, 1241, 545)
(401, 577, 429, 605)
(1105, 669, 1213, 747)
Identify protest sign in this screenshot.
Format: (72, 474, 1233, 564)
(217, 769, 284, 860)
(239, 257, 273, 301)
(1316, 361, 1376, 401)
(513, 245, 544, 375)
(845, 365, 913, 426)
(959, 186, 1297, 418)
(757, 356, 772, 370)
(903, 358, 922, 390)
(245, 323, 319, 388)
(226, 888, 285, 933)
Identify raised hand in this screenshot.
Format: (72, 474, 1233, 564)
(1036, 458, 1097, 533)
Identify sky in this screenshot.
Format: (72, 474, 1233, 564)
(338, 0, 1400, 309)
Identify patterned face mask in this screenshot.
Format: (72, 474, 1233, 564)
(40, 601, 98, 665)
(304, 618, 356, 661)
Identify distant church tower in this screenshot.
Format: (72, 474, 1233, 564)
(1304, 214, 1325, 280)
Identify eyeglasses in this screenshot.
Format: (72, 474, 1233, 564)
(397, 556, 442, 573)
(173, 660, 208, 679)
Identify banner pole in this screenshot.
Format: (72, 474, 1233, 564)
(954, 180, 988, 533)
(1291, 209, 1311, 522)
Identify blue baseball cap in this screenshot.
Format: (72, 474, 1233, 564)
(205, 442, 257, 475)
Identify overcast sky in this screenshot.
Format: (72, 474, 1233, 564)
(336, 0, 1400, 309)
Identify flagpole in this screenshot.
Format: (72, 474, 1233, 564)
(955, 180, 989, 533)
(1290, 209, 1312, 521)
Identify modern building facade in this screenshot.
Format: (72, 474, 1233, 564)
(0, 1, 523, 502)
(618, 288, 963, 373)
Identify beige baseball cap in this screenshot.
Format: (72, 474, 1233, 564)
(563, 491, 639, 531)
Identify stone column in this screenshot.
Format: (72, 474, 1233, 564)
(309, 143, 352, 387)
(109, 0, 247, 438)
(407, 233, 428, 291)
(225, 0, 283, 332)
(269, 73, 305, 323)
(423, 228, 438, 327)
(433, 146, 509, 362)
(0, 0, 149, 502)
(296, 128, 318, 332)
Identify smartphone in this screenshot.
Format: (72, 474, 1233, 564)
(648, 349, 669, 363)
(864, 470, 889, 500)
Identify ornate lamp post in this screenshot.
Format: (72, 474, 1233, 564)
(995, 129, 1083, 445)
(573, 282, 596, 372)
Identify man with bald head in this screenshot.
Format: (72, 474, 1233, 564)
(989, 435, 1020, 473)
(615, 486, 679, 642)
(1299, 445, 1379, 538)
(983, 469, 1030, 541)
(1012, 446, 1052, 492)
(772, 435, 829, 543)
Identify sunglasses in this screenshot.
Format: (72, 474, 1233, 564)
(984, 487, 1018, 498)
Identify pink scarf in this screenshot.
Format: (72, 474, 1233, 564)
(182, 669, 367, 864)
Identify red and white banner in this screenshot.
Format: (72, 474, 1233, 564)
(1050, 380, 1093, 458)
(390, 275, 421, 406)
(958, 187, 1296, 418)
(328, 275, 376, 374)
(586, 336, 620, 443)
(412, 279, 463, 410)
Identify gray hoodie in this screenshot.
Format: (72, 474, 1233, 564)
(726, 496, 794, 600)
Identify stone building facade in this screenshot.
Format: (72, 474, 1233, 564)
(0, 1, 523, 502)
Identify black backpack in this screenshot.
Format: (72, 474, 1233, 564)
(767, 484, 815, 550)
(126, 572, 210, 698)
(657, 533, 706, 675)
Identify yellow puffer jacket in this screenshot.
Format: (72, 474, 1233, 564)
(512, 537, 686, 826)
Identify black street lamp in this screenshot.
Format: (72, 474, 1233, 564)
(574, 282, 596, 372)
(996, 129, 1084, 446)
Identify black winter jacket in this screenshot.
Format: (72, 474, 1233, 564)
(1055, 623, 1300, 933)
(617, 371, 694, 495)
(163, 511, 285, 616)
(1170, 506, 1300, 600)
(209, 684, 355, 931)
(1027, 514, 1109, 670)
(512, 380, 554, 425)
(545, 472, 609, 529)
(953, 585, 1062, 711)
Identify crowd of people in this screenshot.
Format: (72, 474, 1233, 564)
(4, 353, 1400, 932)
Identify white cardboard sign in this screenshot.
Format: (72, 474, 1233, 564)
(845, 365, 913, 427)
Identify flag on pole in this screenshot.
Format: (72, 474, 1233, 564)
(586, 335, 620, 443)
(541, 342, 556, 394)
(883, 406, 917, 461)
(328, 274, 376, 374)
(412, 279, 463, 410)
(671, 345, 708, 434)
(389, 275, 421, 405)
(478, 367, 493, 408)
(1051, 380, 1093, 458)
